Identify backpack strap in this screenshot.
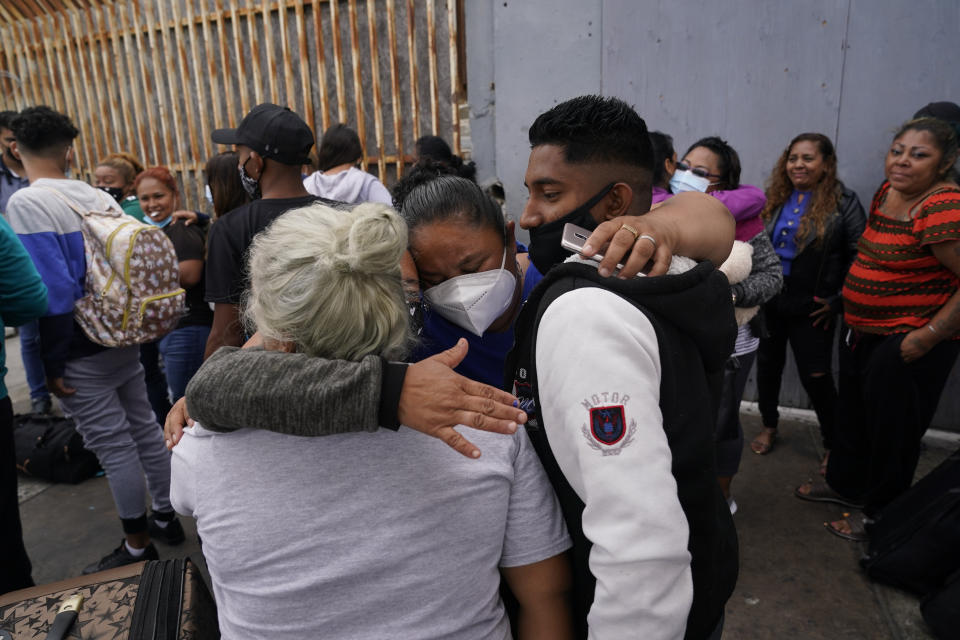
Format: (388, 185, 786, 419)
(34, 185, 123, 218)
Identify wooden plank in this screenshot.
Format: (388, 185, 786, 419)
(139, 0, 178, 167)
(64, 10, 100, 173)
(247, 0, 263, 104)
(47, 14, 83, 138)
(14, 21, 42, 107)
(73, 9, 110, 162)
(328, 0, 347, 121)
(446, 0, 458, 154)
(28, 18, 56, 108)
(385, 0, 403, 177)
(229, 0, 251, 116)
(37, 16, 66, 113)
(164, 0, 203, 208)
(346, 0, 366, 170)
(105, 3, 139, 159)
(261, 0, 278, 103)
(84, 6, 122, 154)
(0, 26, 21, 110)
(212, 0, 235, 125)
(311, 0, 331, 130)
(120, 0, 156, 163)
(184, 0, 212, 206)
(365, 0, 385, 180)
(294, 0, 315, 131)
(198, 2, 225, 128)
(278, 0, 298, 110)
(425, 0, 438, 134)
(405, 0, 419, 141)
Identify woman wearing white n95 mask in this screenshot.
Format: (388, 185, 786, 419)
(400, 174, 543, 387)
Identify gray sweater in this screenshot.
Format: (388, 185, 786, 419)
(730, 232, 783, 308)
(185, 347, 390, 435)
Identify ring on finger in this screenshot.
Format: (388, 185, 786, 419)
(639, 234, 657, 249)
(620, 223, 640, 239)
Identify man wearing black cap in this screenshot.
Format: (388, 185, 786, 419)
(205, 103, 335, 358)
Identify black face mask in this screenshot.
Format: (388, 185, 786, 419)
(97, 186, 125, 202)
(527, 182, 615, 275)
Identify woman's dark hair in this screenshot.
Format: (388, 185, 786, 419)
(895, 117, 960, 181)
(414, 135, 476, 182)
(685, 136, 741, 189)
(762, 133, 841, 247)
(11, 106, 78, 155)
(391, 160, 460, 209)
(97, 152, 145, 193)
(400, 174, 505, 241)
(204, 151, 250, 217)
(134, 166, 179, 196)
(315, 123, 363, 171)
(649, 131, 675, 188)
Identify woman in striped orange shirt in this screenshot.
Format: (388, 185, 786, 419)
(796, 117, 960, 541)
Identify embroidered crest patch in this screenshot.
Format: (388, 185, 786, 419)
(582, 405, 636, 456)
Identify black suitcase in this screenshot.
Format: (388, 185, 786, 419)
(13, 413, 101, 483)
(860, 447, 960, 595)
(921, 567, 960, 640)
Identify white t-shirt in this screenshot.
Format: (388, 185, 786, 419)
(171, 423, 570, 640)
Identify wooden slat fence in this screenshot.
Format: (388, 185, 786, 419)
(0, 0, 464, 210)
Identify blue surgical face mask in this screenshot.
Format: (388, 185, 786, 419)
(143, 214, 172, 229)
(669, 169, 710, 194)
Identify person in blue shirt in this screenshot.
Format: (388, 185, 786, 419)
(0, 215, 48, 593)
(401, 175, 542, 387)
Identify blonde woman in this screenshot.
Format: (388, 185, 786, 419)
(171, 202, 573, 639)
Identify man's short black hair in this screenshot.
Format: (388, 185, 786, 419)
(528, 95, 654, 172)
(11, 106, 79, 155)
(0, 110, 18, 131)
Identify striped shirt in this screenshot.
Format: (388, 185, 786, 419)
(843, 181, 960, 334)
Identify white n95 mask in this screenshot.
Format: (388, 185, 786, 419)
(422, 248, 517, 336)
(669, 169, 710, 194)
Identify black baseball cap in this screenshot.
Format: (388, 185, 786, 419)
(212, 103, 315, 165)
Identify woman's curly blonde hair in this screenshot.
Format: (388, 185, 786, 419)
(761, 133, 842, 249)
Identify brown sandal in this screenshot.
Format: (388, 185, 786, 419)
(750, 428, 777, 455)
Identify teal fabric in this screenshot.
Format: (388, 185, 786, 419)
(0, 215, 48, 398)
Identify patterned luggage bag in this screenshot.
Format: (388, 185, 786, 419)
(0, 558, 218, 639)
(39, 187, 185, 348)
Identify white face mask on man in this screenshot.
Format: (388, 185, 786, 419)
(422, 247, 517, 336)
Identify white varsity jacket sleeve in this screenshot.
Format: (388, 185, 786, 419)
(535, 286, 693, 640)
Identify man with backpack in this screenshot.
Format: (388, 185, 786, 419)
(6, 107, 184, 573)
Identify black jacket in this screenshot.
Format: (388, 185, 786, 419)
(764, 186, 866, 315)
(505, 260, 739, 640)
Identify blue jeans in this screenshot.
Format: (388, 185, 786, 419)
(158, 325, 211, 402)
(139, 341, 171, 427)
(18, 320, 48, 402)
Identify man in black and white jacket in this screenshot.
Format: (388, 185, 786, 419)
(508, 95, 738, 639)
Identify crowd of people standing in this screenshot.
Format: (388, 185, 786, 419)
(0, 92, 958, 639)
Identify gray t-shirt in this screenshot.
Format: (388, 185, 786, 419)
(171, 423, 571, 640)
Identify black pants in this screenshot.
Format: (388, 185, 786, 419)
(0, 395, 34, 594)
(826, 328, 960, 516)
(715, 351, 756, 478)
(756, 300, 838, 448)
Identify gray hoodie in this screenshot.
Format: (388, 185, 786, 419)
(302, 167, 392, 205)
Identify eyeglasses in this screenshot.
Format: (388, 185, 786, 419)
(676, 161, 722, 180)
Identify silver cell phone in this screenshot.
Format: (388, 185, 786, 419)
(560, 223, 625, 271)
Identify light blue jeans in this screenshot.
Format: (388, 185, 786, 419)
(158, 325, 211, 402)
(18, 320, 48, 402)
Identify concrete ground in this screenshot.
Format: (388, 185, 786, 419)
(6, 332, 950, 638)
